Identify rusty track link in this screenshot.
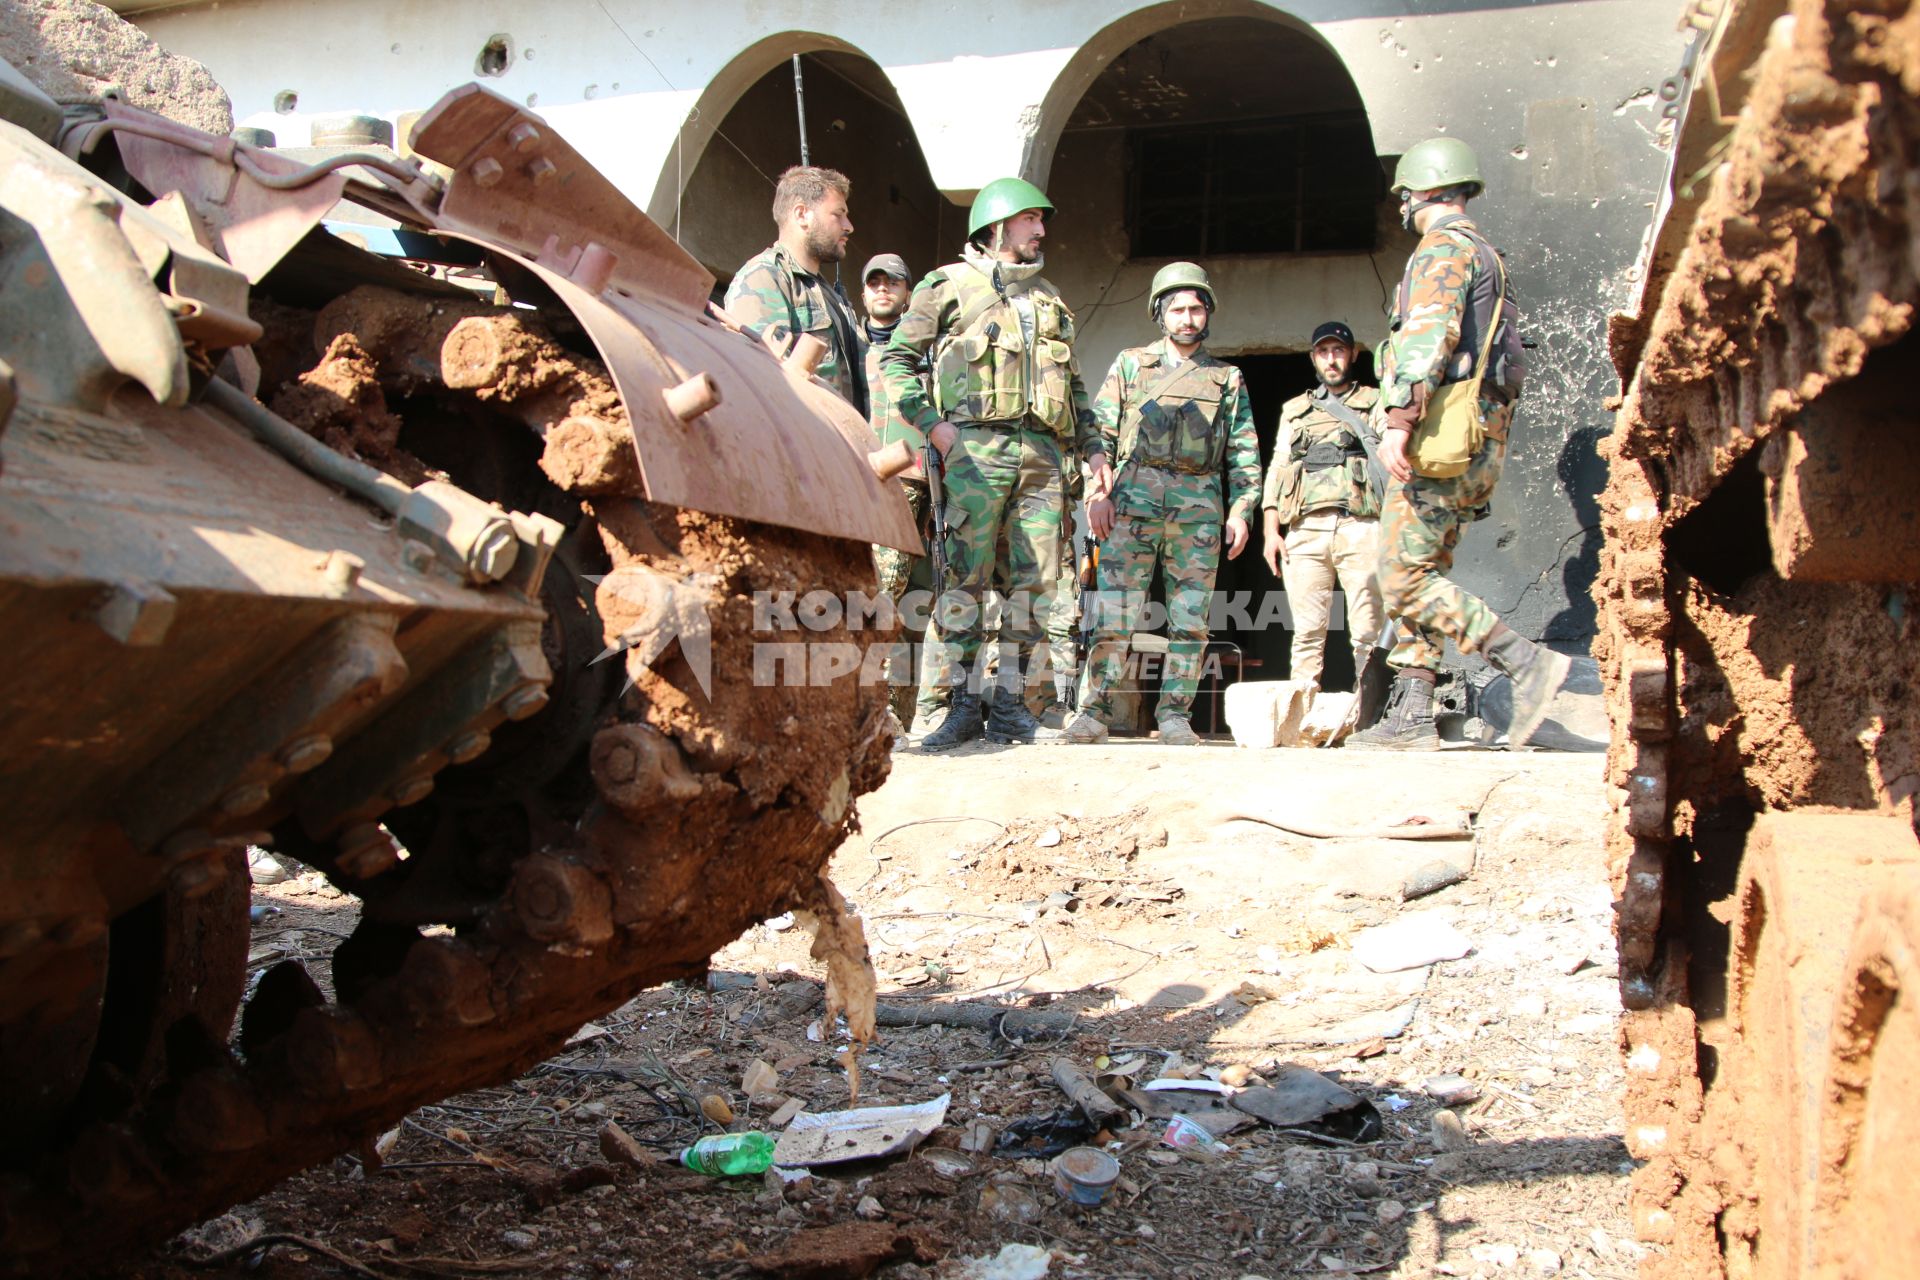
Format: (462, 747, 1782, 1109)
(0, 289, 894, 1272)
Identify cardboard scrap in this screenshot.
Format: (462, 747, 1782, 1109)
(772, 1094, 950, 1168)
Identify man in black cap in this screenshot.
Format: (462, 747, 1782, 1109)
(1259, 321, 1386, 689)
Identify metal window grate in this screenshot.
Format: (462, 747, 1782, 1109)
(1126, 112, 1381, 258)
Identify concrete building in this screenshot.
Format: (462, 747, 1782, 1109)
(117, 0, 1684, 684)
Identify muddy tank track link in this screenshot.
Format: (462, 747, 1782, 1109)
(0, 289, 895, 1272)
(1597, 0, 1920, 1273)
(0, 79, 907, 1267)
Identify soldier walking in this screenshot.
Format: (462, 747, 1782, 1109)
(1261, 321, 1385, 689)
(860, 253, 932, 728)
(1066, 263, 1260, 746)
(880, 178, 1111, 750)
(1348, 138, 1571, 751)
(724, 166, 866, 416)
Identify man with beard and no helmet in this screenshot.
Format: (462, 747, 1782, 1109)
(1065, 262, 1260, 747)
(1260, 320, 1386, 691)
(861, 253, 935, 729)
(1347, 136, 1571, 751)
(723, 166, 866, 415)
(880, 177, 1111, 750)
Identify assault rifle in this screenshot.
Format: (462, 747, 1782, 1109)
(923, 441, 951, 603)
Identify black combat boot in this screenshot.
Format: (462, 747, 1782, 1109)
(1481, 625, 1574, 749)
(918, 691, 984, 751)
(1345, 669, 1441, 751)
(985, 683, 1061, 743)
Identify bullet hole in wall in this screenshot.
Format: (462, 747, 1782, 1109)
(477, 34, 513, 78)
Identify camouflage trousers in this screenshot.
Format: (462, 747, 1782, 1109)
(1280, 509, 1384, 688)
(1380, 440, 1506, 671)
(1077, 463, 1223, 724)
(872, 480, 930, 722)
(915, 424, 1065, 717)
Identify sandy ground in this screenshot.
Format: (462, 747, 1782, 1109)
(145, 737, 1646, 1280)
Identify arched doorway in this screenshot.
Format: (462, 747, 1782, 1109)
(664, 38, 947, 299)
(1041, 10, 1408, 698)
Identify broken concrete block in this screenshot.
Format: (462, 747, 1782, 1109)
(1224, 680, 1314, 748)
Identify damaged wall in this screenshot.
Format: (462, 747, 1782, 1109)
(120, 0, 1683, 652)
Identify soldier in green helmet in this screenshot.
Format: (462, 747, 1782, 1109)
(1065, 262, 1261, 746)
(1348, 137, 1573, 751)
(880, 177, 1112, 750)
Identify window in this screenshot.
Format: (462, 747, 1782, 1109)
(1127, 112, 1381, 258)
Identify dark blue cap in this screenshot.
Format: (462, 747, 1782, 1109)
(1311, 321, 1355, 349)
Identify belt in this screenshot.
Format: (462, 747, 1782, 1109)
(1124, 458, 1215, 477)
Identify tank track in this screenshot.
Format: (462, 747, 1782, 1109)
(0, 289, 894, 1272)
(1597, 0, 1920, 1271)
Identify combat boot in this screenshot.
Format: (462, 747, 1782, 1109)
(1064, 712, 1109, 744)
(1157, 715, 1200, 746)
(918, 691, 984, 752)
(1482, 626, 1574, 749)
(985, 684, 1061, 743)
(1345, 669, 1441, 751)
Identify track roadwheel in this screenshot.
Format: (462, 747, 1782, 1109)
(1716, 826, 1861, 1278)
(1812, 865, 1920, 1279)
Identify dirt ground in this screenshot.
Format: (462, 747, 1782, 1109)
(137, 739, 1644, 1280)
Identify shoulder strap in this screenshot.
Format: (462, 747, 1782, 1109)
(1316, 389, 1390, 506)
(1423, 216, 1509, 392)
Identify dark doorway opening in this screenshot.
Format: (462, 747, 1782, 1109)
(1214, 349, 1378, 694)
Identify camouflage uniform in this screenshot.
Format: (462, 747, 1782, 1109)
(1375, 215, 1518, 670)
(724, 244, 867, 415)
(1262, 382, 1385, 687)
(1078, 339, 1260, 725)
(880, 246, 1102, 718)
(867, 319, 933, 721)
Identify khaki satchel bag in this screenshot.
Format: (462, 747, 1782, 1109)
(1408, 253, 1508, 479)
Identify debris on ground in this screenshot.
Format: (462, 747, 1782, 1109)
(154, 750, 1639, 1280)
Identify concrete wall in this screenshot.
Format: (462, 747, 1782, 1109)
(129, 0, 1685, 649)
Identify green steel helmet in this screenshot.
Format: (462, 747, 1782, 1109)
(968, 176, 1055, 237)
(1391, 137, 1484, 197)
(1148, 261, 1216, 316)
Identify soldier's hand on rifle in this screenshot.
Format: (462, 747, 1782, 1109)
(1225, 514, 1251, 561)
(929, 421, 959, 456)
(1086, 496, 1116, 541)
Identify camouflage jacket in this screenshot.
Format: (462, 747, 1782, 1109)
(863, 318, 931, 458)
(879, 246, 1102, 462)
(1096, 339, 1260, 521)
(1262, 382, 1382, 522)
(1378, 215, 1518, 444)
(724, 243, 867, 416)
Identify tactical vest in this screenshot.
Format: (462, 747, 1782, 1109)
(930, 266, 1077, 437)
(1391, 215, 1526, 401)
(1114, 350, 1237, 475)
(1271, 394, 1380, 526)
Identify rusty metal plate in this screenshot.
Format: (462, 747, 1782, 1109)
(409, 85, 712, 313)
(504, 249, 919, 553)
(101, 102, 346, 284)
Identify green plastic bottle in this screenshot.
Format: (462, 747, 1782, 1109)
(679, 1131, 776, 1176)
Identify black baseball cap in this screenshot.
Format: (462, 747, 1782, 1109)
(1311, 321, 1356, 349)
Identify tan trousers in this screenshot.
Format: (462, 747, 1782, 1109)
(1281, 509, 1384, 687)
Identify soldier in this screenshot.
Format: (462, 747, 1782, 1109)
(861, 253, 932, 728)
(724, 166, 866, 416)
(880, 177, 1111, 750)
(1348, 137, 1571, 751)
(1260, 320, 1386, 690)
(1066, 263, 1260, 746)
